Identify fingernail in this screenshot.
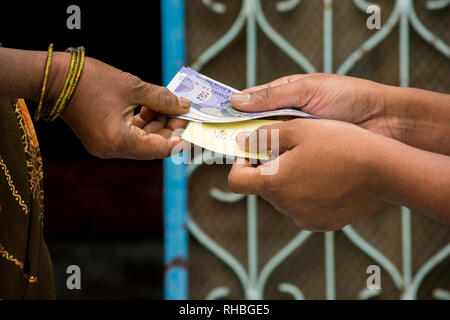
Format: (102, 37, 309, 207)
(231, 93, 251, 104)
(236, 131, 250, 149)
(179, 97, 190, 110)
(169, 136, 182, 143)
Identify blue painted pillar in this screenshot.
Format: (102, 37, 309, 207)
(161, 0, 188, 300)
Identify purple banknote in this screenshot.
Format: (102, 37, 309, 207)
(167, 67, 317, 123)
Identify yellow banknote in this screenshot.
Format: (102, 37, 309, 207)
(181, 120, 282, 160)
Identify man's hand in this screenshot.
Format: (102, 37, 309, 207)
(230, 73, 450, 156)
(228, 119, 387, 231)
(52, 56, 189, 160)
(231, 73, 392, 136)
(229, 119, 450, 229)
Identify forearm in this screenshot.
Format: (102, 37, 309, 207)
(0, 47, 67, 103)
(371, 137, 450, 225)
(382, 85, 450, 155)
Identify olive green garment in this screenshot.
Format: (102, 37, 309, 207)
(0, 98, 55, 299)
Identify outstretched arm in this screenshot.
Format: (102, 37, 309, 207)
(372, 132, 450, 225)
(230, 73, 450, 155)
(0, 46, 190, 159)
(0, 47, 50, 101)
(228, 119, 450, 231)
(383, 85, 450, 155)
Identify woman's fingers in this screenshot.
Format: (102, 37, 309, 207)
(132, 106, 155, 128)
(131, 81, 190, 115)
(123, 126, 171, 160)
(139, 106, 155, 122)
(142, 114, 168, 134)
(166, 118, 188, 131)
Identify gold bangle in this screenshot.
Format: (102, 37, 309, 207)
(34, 43, 54, 122)
(43, 48, 77, 120)
(39, 46, 86, 122)
(52, 46, 86, 121)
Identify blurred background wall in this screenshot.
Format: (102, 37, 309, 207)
(181, 0, 450, 300)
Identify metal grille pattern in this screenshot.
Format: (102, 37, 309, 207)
(172, 0, 450, 300)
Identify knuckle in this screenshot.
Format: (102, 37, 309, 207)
(124, 72, 148, 99)
(281, 202, 298, 218)
(275, 204, 292, 217)
(159, 87, 174, 107)
(227, 173, 238, 191)
(148, 86, 178, 112)
(144, 83, 160, 99)
(307, 215, 340, 232)
(265, 86, 275, 99)
(254, 87, 274, 103)
(285, 75, 300, 83)
(292, 218, 308, 229)
(317, 224, 337, 232)
(228, 172, 243, 193)
(124, 72, 142, 89)
(260, 175, 278, 198)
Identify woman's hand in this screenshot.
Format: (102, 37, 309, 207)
(49, 55, 189, 160)
(228, 119, 390, 231)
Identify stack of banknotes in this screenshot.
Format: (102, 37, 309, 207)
(167, 67, 315, 123)
(167, 67, 315, 159)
